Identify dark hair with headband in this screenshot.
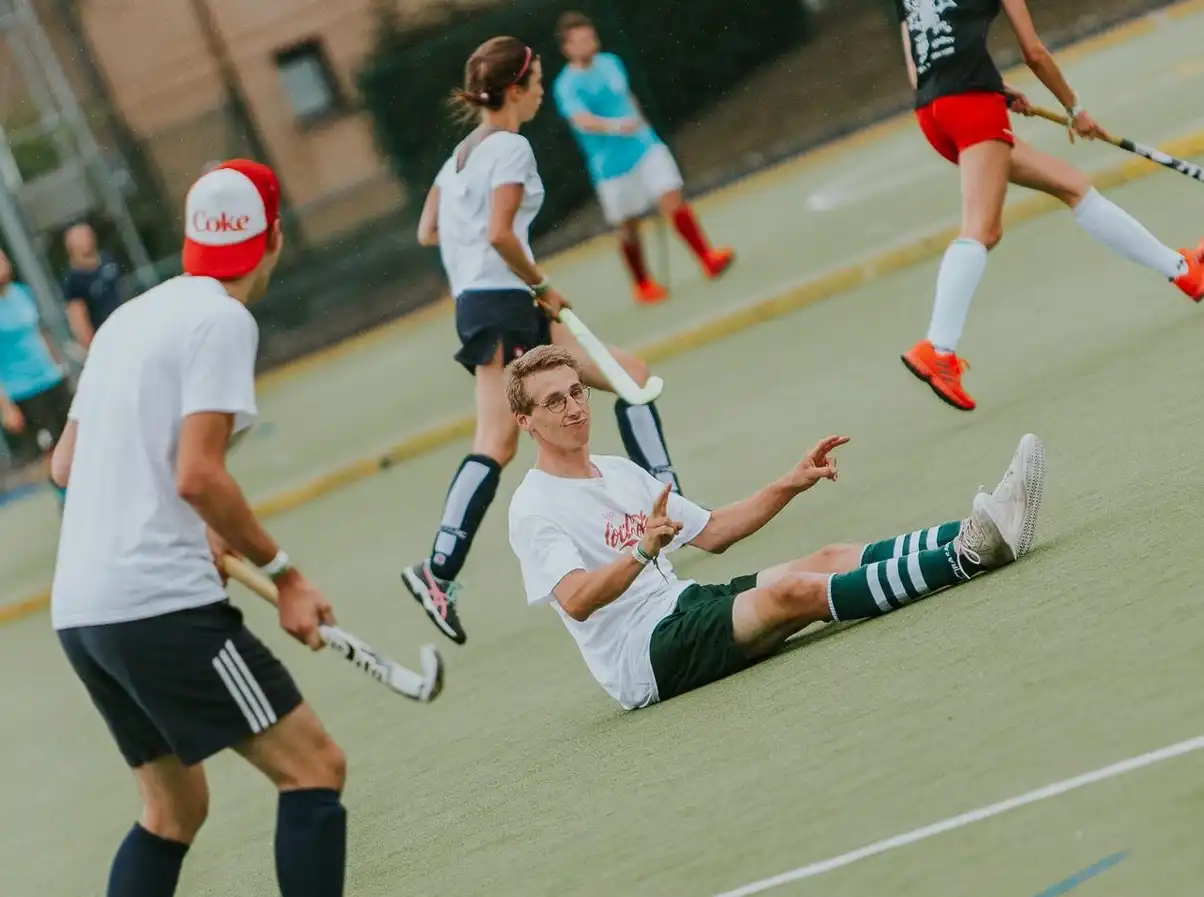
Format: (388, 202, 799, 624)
(450, 36, 538, 121)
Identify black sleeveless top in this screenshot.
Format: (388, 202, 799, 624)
(896, 0, 1005, 108)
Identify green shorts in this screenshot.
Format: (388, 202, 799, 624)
(649, 574, 759, 702)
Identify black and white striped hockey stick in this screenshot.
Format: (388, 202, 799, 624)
(223, 556, 444, 703)
(1029, 105, 1204, 184)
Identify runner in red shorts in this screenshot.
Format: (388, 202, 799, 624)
(895, 0, 1204, 411)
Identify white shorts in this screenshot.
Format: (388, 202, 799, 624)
(596, 144, 684, 226)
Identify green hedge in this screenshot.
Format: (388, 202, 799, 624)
(358, 0, 810, 240)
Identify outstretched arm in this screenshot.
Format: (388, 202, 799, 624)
(689, 436, 850, 554)
(1000, 0, 1076, 109)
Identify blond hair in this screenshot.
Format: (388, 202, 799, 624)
(505, 345, 581, 414)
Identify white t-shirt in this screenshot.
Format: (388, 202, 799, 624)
(51, 275, 259, 630)
(434, 130, 545, 297)
(508, 455, 712, 709)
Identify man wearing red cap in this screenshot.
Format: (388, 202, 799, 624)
(48, 160, 349, 897)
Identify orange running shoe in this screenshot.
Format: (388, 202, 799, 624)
(901, 339, 976, 411)
(1172, 239, 1204, 301)
(633, 280, 669, 305)
(703, 247, 736, 279)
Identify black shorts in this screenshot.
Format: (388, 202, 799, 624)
(7, 378, 72, 463)
(58, 600, 303, 767)
(454, 288, 551, 373)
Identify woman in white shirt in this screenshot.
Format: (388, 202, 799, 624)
(401, 35, 682, 647)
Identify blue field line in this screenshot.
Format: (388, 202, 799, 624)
(1032, 852, 1130, 897)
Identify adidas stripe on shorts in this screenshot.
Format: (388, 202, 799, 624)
(58, 600, 303, 767)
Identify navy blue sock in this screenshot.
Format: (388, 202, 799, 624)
(276, 788, 347, 897)
(428, 453, 501, 582)
(107, 824, 189, 897)
(614, 399, 681, 493)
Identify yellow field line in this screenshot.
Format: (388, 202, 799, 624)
(7, 127, 1203, 627)
(251, 0, 1203, 398)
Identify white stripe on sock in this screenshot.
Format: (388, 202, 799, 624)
(864, 563, 893, 614)
(213, 651, 263, 733)
(924, 527, 938, 551)
(884, 558, 909, 606)
(435, 459, 492, 558)
(224, 641, 277, 727)
(893, 535, 906, 558)
(217, 644, 271, 732)
(826, 575, 839, 622)
(906, 551, 929, 596)
(906, 531, 922, 555)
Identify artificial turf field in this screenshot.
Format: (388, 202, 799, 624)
(3, 6, 1204, 895)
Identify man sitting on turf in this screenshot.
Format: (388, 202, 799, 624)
(506, 345, 1045, 709)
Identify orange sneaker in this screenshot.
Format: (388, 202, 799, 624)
(633, 280, 669, 305)
(901, 339, 976, 411)
(702, 247, 735, 279)
(1173, 239, 1204, 301)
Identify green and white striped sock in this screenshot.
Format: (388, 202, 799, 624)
(859, 521, 961, 565)
(828, 543, 973, 621)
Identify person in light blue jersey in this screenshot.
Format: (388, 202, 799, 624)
(553, 11, 734, 304)
(0, 248, 71, 503)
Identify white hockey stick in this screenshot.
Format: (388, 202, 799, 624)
(557, 309, 664, 405)
(223, 556, 444, 703)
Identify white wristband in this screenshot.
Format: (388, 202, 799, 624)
(261, 550, 292, 581)
(631, 544, 654, 566)
(1066, 94, 1083, 119)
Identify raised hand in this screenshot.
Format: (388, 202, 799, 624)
(639, 481, 683, 560)
(783, 435, 851, 493)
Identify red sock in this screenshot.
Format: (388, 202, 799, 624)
(671, 204, 711, 261)
(620, 237, 651, 285)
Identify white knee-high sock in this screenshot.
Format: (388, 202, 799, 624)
(926, 238, 989, 354)
(1073, 188, 1187, 280)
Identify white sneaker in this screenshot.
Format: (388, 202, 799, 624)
(985, 433, 1046, 558)
(953, 493, 1014, 571)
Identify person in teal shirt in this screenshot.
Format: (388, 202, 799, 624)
(0, 248, 72, 502)
(553, 11, 735, 304)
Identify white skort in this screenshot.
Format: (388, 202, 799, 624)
(596, 143, 684, 225)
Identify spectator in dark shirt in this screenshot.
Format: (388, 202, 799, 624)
(62, 223, 124, 349)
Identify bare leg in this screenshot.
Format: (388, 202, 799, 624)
(419, 344, 514, 586)
(906, 139, 1012, 410)
(470, 345, 520, 467)
(236, 703, 347, 897)
(616, 216, 666, 301)
(103, 757, 207, 897)
(1011, 139, 1190, 281)
(133, 756, 210, 844)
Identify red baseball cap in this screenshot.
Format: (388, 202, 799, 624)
(182, 159, 280, 279)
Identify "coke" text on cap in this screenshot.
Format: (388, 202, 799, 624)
(192, 211, 251, 232)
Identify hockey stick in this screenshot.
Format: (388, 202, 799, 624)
(1028, 105, 1204, 184)
(557, 308, 664, 404)
(222, 556, 444, 703)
